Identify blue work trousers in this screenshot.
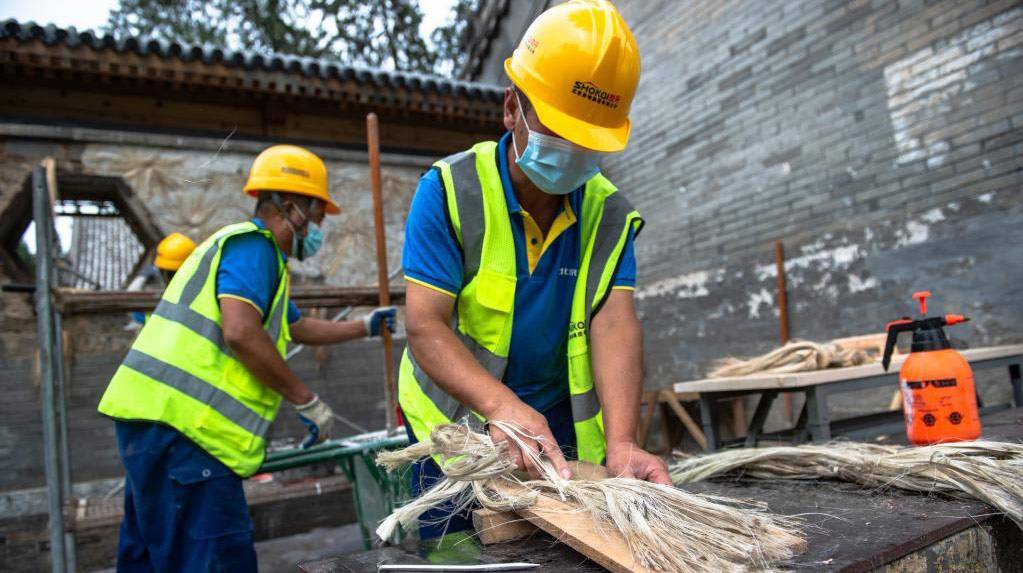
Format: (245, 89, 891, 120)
(404, 397, 577, 539)
(114, 421, 257, 573)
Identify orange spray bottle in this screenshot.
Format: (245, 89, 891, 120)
(882, 291, 981, 444)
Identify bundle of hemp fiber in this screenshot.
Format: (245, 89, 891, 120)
(670, 440, 1023, 530)
(707, 339, 872, 378)
(376, 422, 806, 573)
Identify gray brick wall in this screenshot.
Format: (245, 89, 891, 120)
(605, 0, 1023, 383)
(0, 337, 400, 490)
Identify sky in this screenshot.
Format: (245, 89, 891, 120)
(0, 0, 457, 34)
(0, 0, 118, 30)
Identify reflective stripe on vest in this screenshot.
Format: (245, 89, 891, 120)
(399, 141, 642, 463)
(98, 221, 289, 477)
(120, 349, 273, 437)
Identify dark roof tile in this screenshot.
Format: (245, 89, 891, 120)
(0, 18, 504, 102)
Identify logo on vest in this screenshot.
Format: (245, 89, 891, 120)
(559, 267, 578, 277)
(568, 320, 586, 340)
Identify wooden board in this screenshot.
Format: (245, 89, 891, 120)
(473, 461, 611, 546)
(472, 462, 651, 571)
(490, 480, 652, 573)
(472, 508, 537, 545)
(673, 345, 1023, 393)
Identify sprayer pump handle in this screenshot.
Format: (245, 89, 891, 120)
(912, 291, 932, 316)
(882, 318, 916, 372)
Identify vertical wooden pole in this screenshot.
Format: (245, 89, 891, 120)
(367, 113, 397, 433)
(775, 240, 793, 422)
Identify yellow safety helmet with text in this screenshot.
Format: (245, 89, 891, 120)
(504, 0, 641, 152)
(154, 232, 197, 271)
(243, 145, 340, 214)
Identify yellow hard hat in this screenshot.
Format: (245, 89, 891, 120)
(243, 145, 340, 214)
(154, 232, 196, 271)
(504, 0, 641, 152)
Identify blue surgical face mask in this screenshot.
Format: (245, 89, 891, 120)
(300, 222, 324, 260)
(288, 203, 325, 261)
(512, 95, 604, 195)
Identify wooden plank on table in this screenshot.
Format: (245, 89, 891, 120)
(673, 345, 1023, 393)
(472, 462, 611, 548)
(473, 508, 537, 545)
(490, 480, 651, 573)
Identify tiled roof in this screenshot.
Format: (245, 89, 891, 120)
(0, 18, 505, 106)
(65, 216, 144, 290)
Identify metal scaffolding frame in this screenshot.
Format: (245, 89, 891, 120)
(33, 158, 77, 573)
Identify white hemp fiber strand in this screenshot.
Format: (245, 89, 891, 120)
(671, 440, 1023, 530)
(376, 422, 805, 573)
(707, 340, 872, 378)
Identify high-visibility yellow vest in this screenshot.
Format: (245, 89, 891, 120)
(98, 221, 290, 477)
(399, 141, 643, 463)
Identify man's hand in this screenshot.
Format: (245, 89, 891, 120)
(294, 394, 336, 448)
(485, 399, 572, 481)
(404, 283, 570, 480)
(221, 297, 315, 404)
(363, 306, 397, 337)
(605, 440, 672, 485)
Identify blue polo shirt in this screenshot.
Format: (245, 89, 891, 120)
(402, 133, 636, 413)
(215, 218, 301, 325)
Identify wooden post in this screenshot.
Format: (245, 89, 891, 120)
(367, 113, 397, 433)
(775, 240, 793, 422)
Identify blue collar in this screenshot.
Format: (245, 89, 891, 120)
(497, 132, 583, 216)
(250, 217, 288, 262)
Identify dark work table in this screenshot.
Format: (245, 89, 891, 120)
(301, 409, 1023, 573)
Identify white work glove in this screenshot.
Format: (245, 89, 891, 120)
(294, 394, 336, 448)
(363, 306, 397, 337)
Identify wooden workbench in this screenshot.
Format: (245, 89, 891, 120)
(673, 344, 1023, 451)
(299, 409, 1023, 573)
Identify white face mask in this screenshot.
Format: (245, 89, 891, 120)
(512, 94, 605, 195)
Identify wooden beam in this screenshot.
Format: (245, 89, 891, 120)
(54, 285, 405, 314)
(0, 84, 494, 154)
(660, 390, 709, 451)
(0, 37, 504, 129)
(775, 240, 794, 423)
(490, 479, 652, 573)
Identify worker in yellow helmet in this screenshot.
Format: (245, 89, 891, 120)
(98, 144, 396, 572)
(154, 231, 196, 275)
(399, 0, 668, 540)
(124, 232, 197, 329)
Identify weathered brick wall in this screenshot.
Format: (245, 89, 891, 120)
(0, 129, 424, 490)
(605, 0, 1023, 384)
(0, 333, 403, 490)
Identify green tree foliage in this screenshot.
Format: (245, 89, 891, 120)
(104, 0, 480, 74)
(429, 0, 479, 76)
